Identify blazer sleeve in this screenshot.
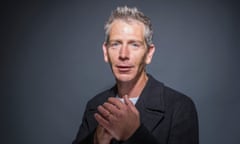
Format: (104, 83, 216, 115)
(125, 124, 160, 144)
(168, 97, 199, 144)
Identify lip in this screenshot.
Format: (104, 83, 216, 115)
(116, 65, 133, 72)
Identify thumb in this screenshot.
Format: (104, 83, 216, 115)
(123, 95, 134, 107)
(123, 95, 139, 114)
(123, 95, 130, 105)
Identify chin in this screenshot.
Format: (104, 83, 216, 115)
(114, 73, 135, 83)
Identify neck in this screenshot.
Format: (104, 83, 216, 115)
(117, 72, 148, 98)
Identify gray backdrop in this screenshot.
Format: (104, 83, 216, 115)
(2, 0, 240, 144)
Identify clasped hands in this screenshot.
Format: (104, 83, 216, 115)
(94, 95, 140, 144)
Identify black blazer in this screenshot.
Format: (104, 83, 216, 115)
(73, 74, 199, 144)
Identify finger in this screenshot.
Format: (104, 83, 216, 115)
(108, 97, 125, 109)
(102, 102, 121, 115)
(94, 113, 112, 134)
(94, 113, 110, 128)
(96, 125, 104, 134)
(123, 95, 139, 114)
(97, 124, 110, 135)
(123, 95, 133, 106)
(97, 105, 111, 120)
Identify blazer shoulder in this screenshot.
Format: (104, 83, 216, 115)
(144, 75, 196, 112)
(162, 85, 197, 111)
(148, 74, 194, 105)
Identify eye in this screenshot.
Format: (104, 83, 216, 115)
(109, 42, 121, 49)
(129, 42, 141, 49)
(132, 43, 140, 47)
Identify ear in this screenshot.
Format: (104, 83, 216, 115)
(102, 42, 109, 63)
(145, 44, 155, 64)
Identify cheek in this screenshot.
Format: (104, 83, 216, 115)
(107, 53, 115, 64)
(106, 52, 118, 66)
(108, 50, 121, 62)
(132, 52, 147, 65)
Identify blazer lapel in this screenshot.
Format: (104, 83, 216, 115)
(135, 75, 165, 132)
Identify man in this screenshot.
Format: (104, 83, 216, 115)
(73, 6, 198, 144)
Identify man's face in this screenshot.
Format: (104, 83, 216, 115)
(103, 20, 155, 83)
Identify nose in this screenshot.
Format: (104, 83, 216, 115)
(119, 44, 129, 61)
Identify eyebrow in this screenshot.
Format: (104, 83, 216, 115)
(128, 40, 144, 45)
(109, 39, 144, 44)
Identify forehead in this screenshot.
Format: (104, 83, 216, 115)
(109, 19, 145, 41)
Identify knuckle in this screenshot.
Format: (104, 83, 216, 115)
(103, 102, 108, 107)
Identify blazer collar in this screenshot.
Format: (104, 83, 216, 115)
(108, 74, 165, 112)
